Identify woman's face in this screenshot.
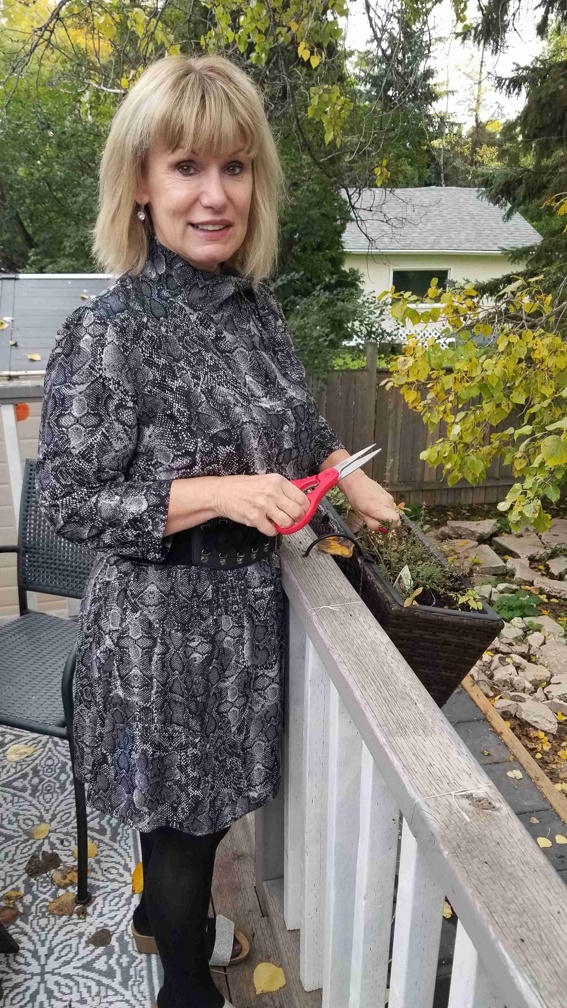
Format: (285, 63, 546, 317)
(136, 142, 254, 274)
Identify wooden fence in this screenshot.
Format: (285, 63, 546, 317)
(255, 526, 567, 1007)
(307, 344, 516, 507)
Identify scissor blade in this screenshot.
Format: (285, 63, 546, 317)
(335, 446, 381, 479)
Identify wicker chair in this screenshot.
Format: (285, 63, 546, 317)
(0, 457, 96, 909)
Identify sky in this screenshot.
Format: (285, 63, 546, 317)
(341, 0, 544, 127)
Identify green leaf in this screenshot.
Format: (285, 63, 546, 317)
(541, 435, 567, 467)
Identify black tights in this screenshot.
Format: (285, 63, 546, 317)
(133, 824, 231, 1008)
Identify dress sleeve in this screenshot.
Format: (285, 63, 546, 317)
(36, 307, 175, 563)
(260, 287, 346, 469)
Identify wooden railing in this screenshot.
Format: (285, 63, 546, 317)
(255, 526, 567, 1008)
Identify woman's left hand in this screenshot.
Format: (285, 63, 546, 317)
(340, 474, 401, 531)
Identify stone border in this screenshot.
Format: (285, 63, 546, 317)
(462, 674, 567, 826)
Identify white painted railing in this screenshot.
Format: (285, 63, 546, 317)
(255, 525, 567, 1008)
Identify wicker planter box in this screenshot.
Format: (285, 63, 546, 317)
(310, 499, 504, 708)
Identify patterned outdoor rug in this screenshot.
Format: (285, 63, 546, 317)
(0, 725, 160, 1008)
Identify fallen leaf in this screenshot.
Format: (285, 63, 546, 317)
(2, 890, 23, 904)
(529, 817, 540, 824)
(132, 862, 143, 894)
(72, 840, 98, 859)
(253, 962, 286, 994)
(48, 892, 76, 916)
(537, 837, 552, 848)
(507, 769, 523, 779)
(442, 900, 453, 918)
(0, 320, 8, 330)
(555, 835, 567, 844)
(5, 743, 36, 762)
(26, 850, 61, 878)
(26, 822, 50, 840)
(88, 928, 112, 947)
(0, 906, 20, 926)
(52, 865, 80, 888)
(555, 782, 567, 792)
(26, 353, 41, 361)
(315, 536, 354, 557)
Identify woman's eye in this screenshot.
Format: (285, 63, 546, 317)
(176, 161, 245, 176)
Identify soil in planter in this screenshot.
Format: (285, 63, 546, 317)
(325, 488, 483, 614)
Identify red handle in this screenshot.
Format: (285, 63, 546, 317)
(274, 468, 339, 535)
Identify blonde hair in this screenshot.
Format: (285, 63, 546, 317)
(93, 54, 286, 281)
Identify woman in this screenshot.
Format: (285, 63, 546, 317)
(36, 53, 400, 1008)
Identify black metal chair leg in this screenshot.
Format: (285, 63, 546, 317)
(62, 642, 91, 905)
(71, 766, 91, 905)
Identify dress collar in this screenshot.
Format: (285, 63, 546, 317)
(141, 233, 257, 312)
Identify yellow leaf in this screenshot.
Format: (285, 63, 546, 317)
(537, 837, 552, 848)
(132, 861, 144, 894)
(289, 20, 298, 31)
(253, 962, 286, 994)
(27, 822, 50, 840)
(442, 900, 453, 918)
(310, 54, 321, 69)
(507, 769, 523, 779)
(27, 353, 41, 361)
(0, 320, 8, 330)
(5, 743, 36, 762)
(555, 835, 567, 844)
(2, 890, 23, 904)
(535, 752, 542, 758)
(556, 712, 565, 721)
(315, 536, 354, 557)
(52, 865, 80, 888)
(73, 840, 98, 859)
(529, 816, 540, 823)
(48, 892, 76, 916)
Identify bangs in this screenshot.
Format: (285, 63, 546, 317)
(147, 72, 260, 160)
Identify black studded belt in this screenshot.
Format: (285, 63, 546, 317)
(163, 517, 280, 569)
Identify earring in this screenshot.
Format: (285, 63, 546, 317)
(137, 204, 146, 221)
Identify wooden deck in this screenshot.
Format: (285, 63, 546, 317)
(211, 811, 318, 1008)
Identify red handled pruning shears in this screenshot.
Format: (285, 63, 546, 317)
(274, 443, 382, 535)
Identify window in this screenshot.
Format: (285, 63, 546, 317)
(392, 269, 449, 298)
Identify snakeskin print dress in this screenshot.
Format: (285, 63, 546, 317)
(36, 234, 344, 835)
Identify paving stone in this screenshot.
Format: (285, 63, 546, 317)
(539, 643, 567, 678)
(445, 519, 499, 541)
(441, 685, 486, 724)
(526, 614, 565, 638)
(540, 518, 567, 548)
(516, 809, 567, 872)
(505, 558, 537, 582)
(464, 543, 509, 575)
(492, 532, 546, 560)
(532, 574, 567, 600)
(546, 556, 567, 579)
(480, 761, 550, 815)
(451, 720, 512, 764)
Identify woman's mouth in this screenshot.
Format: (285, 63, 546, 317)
(190, 223, 232, 238)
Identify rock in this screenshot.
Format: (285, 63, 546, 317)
(496, 583, 519, 595)
(532, 574, 567, 601)
(533, 688, 547, 701)
(524, 614, 565, 638)
(509, 617, 526, 627)
(442, 537, 478, 554)
(429, 525, 453, 540)
(510, 676, 534, 693)
(494, 699, 519, 715)
(477, 584, 493, 600)
(543, 678, 567, 701)
(526, 631, 545, 649)
(538, 643, 567, 678)
(540, 518, 567, 548)
(464, 543, 509, 575)
(505, 660, 550, 687)
(543, 699, 567, 714)
(514, 698, 559, 734)
(492, 532, 546, 560)
(499, 625, 524, 641)
(546, 556, 567, 579)
(498, 690, 528, 702)
(505, 558, 537, 583)
(492, 670, 518, 690)
(445, 518, 500, 541)
(477, 677, 495, 697)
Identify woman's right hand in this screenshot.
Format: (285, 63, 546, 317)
(212, 473, 311, 536)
